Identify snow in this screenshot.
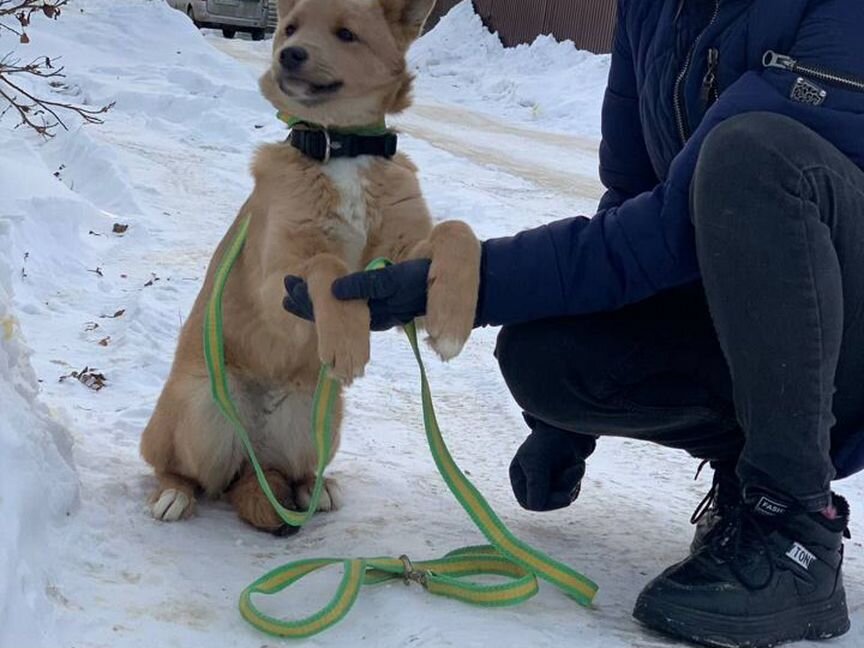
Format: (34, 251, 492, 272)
(0, 1, 861, 647)
(410, 1, 611, 136)
(0, 139, 78, 645)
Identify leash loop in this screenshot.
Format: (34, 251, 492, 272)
(204, 225, 598, 638)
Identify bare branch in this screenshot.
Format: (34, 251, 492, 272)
(0, 1, 66, 38)
(1, 1, 111, 137)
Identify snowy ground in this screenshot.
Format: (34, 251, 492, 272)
(0, 2, 861, 647)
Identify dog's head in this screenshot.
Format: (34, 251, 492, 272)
(260, 0, 435, 126)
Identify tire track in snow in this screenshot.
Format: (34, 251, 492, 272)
(394, 106, 603, 202)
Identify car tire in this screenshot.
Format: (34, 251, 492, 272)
(251, 29, 266, 41)
(186, 5, 200, 28)
(222, 28, 237, 39)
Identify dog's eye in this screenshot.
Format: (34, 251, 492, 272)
(336, 28, 357, 43)
(285, 24, 297, 37)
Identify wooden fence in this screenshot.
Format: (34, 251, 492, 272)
(425, 0, 617, 54)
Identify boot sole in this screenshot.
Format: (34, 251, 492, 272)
(633, 588, 850, 648)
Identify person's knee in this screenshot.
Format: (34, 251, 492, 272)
(698, 112, 806, 173)
(495, 323, 547, 412)
(693, 113, 814, 232)
(496, 320, 591, 423)
(496, 319, 610, 424)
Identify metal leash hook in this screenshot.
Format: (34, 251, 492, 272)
(399, 555, 429, 588)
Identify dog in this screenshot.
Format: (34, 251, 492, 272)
(140, 0, 481, 533)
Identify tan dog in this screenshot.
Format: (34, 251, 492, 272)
(140, 0, 481, 532)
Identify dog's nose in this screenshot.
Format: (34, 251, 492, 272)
(280, 46, 309, 71)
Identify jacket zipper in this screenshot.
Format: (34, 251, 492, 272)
(700, 47, 720, 109)
(763, 50, 864, 93)
(674, 0, 721, 145)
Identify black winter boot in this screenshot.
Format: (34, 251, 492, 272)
(690, 461, 742, 554)
(634, 492, 850, 648)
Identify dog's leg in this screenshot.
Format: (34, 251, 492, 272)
(295, 476, 342, 512)
(304, 253, 371, 384)
(143, 369, 247, 522)
(227, 468, 296, 533)
(150, 473, 198, 522)
(409, 221, 481, 361)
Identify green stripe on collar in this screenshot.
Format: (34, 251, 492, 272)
(277, 112, 391, 137)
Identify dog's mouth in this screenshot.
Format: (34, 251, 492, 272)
(278, 75, 344, 103)
(307, 80, 344, 95)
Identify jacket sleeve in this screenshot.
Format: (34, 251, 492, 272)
(478, 2, 864, 328)
(479, 1, 697, 327)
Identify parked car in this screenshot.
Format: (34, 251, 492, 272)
(167, 0, 278, 40)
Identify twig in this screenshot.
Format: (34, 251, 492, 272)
(0, 2, 112, 137)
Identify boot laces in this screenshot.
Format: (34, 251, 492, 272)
(690, 481, 717, 525)
(711, 507, 776, 590)
(690, 460, 730, 525)
(690, 460, 715, 525)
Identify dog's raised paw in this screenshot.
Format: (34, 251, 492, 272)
(316, 303, 370, 385)
(151, 488, 195, 522)
(428, 336, 466, 362)
(425, 279, 474, 362)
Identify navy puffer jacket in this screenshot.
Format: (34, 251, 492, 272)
(479, 0, 864, 478)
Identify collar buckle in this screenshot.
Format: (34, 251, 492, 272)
(321, 129, 332, 164)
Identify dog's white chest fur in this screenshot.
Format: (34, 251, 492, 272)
(323, 158, 372, 271)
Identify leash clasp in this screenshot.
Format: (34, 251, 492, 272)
(399, 554, 428, 588)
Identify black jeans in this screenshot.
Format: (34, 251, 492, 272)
(496, 113, 864, 512)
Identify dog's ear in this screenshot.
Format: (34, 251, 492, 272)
(382, 0, 437, 40)
(277, 0, 298, 19)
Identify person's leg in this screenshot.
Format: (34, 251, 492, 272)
(496, 283, 744, 515)
(693, 112, 864, 510)
(635, 112, 861, 647)
(496, 283, 741, 460)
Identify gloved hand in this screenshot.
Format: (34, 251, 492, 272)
(509, 422, 596, 512)
(283, 259, 431, 331)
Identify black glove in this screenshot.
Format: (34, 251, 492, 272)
(283, 259, 431, 331)
(509, 422, 596, 512)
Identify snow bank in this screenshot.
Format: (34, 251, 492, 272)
(411, 1, 610, 136)
(0, 139, 78, 647)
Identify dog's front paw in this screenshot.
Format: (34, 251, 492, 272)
(426, 283, 475, 360)
(150, 488, 196, 522)
(424, 229, 481, 361)
(316, 300, 370, 384)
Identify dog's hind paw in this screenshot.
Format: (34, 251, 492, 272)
(296, 477, 341, 512)
(151, 488, 195, 522)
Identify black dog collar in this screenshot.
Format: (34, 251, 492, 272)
(288, 126, 398, 163)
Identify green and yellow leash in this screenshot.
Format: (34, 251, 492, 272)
(204, 218, 598, 638)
